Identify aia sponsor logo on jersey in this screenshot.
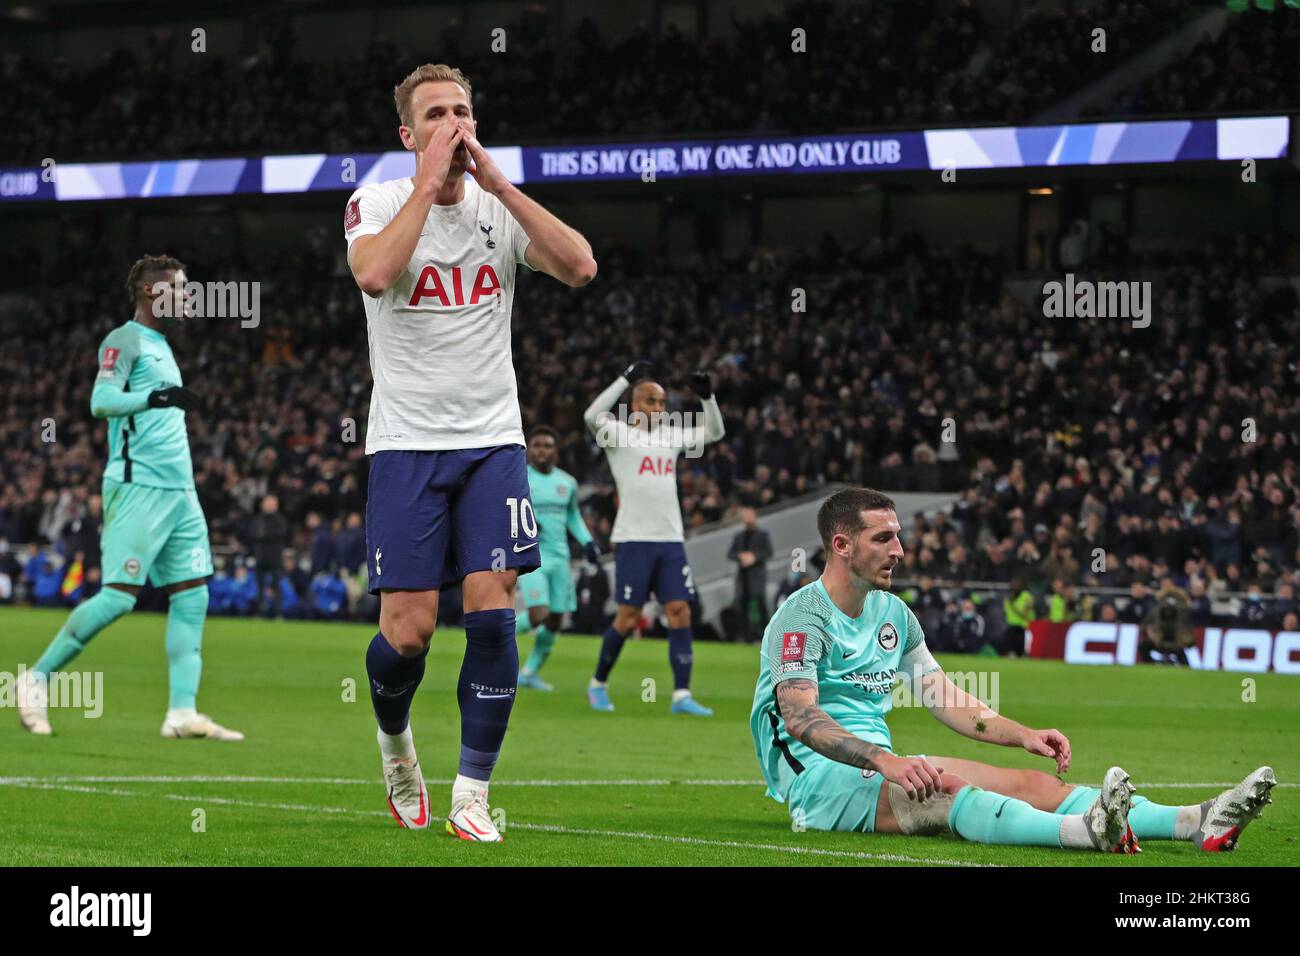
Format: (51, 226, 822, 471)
(781, 631, 807, 663)
(344, 199, 361, 231)
(101, 348, 120, 371)
(408, 264, 503, 308)
(636, 456, 675, 476)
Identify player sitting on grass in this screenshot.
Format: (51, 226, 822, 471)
(17, 255, 242, 742)
(750, 487, 1276, 853)
(517, 426, 600, 691)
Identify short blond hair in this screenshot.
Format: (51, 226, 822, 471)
(393, 64, 473, 126)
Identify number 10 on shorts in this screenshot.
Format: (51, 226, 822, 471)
(506, 497, 538, 540)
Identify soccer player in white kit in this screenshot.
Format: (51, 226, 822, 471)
(583, 362, 725, 715)
(344, 64, 597, 840)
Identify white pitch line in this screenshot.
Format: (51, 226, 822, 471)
(0, 774, 1292, 789)
(0, 775, 764, 787)
(510, 822, 1000, 866)
(1128, 782, 1296, 789)
(0, 775, 371, 786)
(2, 780, 995, 867)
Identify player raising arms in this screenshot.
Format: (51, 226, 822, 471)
(583, 362, 724, 715)
(18, 255, 241, 742)
(517, 426, 600, 691)
(751, 487, 1277, 853)
(345, 64, 596, 841)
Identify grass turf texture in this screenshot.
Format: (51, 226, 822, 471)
(1, 606, 1294, 867)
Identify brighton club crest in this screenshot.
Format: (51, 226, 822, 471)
(877, 621, 899, 651)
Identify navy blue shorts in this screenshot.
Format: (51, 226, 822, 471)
(613, 541, 696, 607)
(366, 445, 540, 593)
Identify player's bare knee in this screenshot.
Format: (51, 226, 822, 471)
(1027, 769, 1060, 794)
(386, 622, 432, 656)
(940, 772, 970, 795)
(1029, 769, 1072, 806)
(614, 606, 640, 633)
(664, 600, 691, 628)
(380, 594, 437, 653)
(462, 568, 517, 612)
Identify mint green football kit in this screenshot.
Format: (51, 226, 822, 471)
(32, 320, 209, 712)
(749, 578, 1173, 847)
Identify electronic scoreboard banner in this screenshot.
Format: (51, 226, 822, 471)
(0, 115, 1289, 203)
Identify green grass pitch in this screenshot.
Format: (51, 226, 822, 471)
(0, 607, 1293, 866)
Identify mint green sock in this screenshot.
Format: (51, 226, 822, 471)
(1127, 796, 1179, 839)
(948, 785, 1064, 847)
(32, 587, 136, 677)
(1053, 785, 1098, 815)
(524, 625, 556, 675)
(1055, 786, 1179, 839)
(166, 586, 207, 710)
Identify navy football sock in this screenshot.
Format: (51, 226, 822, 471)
(668, 626, 693, 690)
(593, 625, 628, 682)
(457, 609, 519, 781)
(366, 632, 427, 736)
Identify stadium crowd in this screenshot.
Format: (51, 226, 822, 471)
(2, 0, 1264, 166)
(1090, 2, 1300, 119)
(1, 218, 1297, 634)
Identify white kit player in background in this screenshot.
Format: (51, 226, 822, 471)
(344, 64, 597, 841)
(582, 360, 725, 716)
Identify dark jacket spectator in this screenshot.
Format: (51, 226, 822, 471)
(246, 495, 289, 579)
(335, 512, 366, 574)
(728, 507, 773, 642)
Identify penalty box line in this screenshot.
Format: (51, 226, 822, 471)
(1, 779, 998, 868)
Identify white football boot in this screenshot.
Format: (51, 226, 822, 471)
(446, 776, 503, 842)
(379, 727, 430, 829)
(1195, 766, 1276, 852)
(16, 669, 51, 736)
(1083, 766, 1136, 852)
(160, 710, 245, 741)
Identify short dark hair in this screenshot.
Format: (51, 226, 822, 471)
(126, 254, 186, 307)
(528, 425, 559, 444)
(817, 487, 896, 550)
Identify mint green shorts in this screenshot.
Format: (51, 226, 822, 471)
(523, 555, 576, 613)
(101, 478, 212, 587)
(787, 750, 925, 833)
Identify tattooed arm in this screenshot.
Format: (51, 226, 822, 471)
(776, 678, 889, 771)
(776, 678, 942, 800)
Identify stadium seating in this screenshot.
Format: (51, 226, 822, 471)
(2, 231, 1296, 627)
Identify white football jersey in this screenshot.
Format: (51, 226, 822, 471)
(584, 376, 726, 543)
(344, 175, 535, 452)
